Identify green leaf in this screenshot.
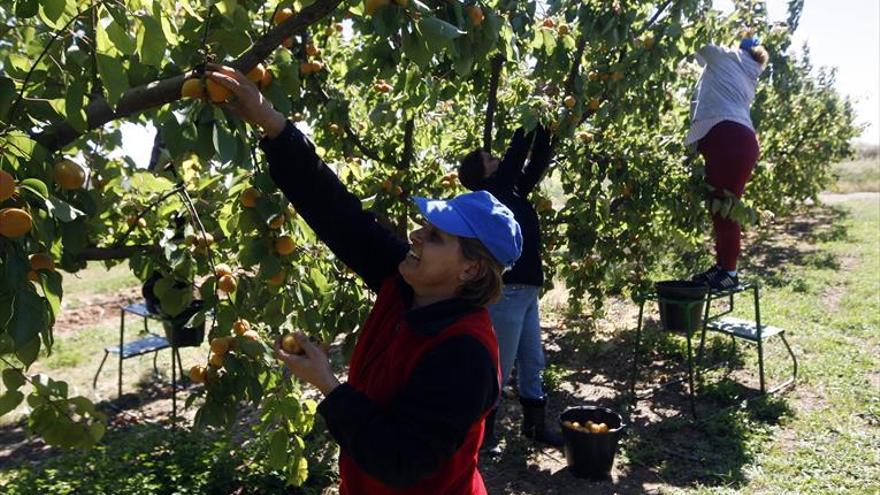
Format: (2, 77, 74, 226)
(0, 391, 24, 417)
(137, 15, 167, 67)
(42, 0, 66, 23)
(15, 0, 39, 18)
(213, 122, 238, 164)
(541, 29, 557, 55)
(19, 178, 49, 200)
(290, 455, 308, 486)
(453, 53, 473, 76)
(95, 53, 129, 107)
(0, 76, 16, 123)
(267, 429, 289, 470)
(0, 291, 12, 328)
(402, 29, 433, 67)
(419, 17, 466, 48)
(159, 288, 192, 317)
(310, 268, 329, 294)
(2, 369, 26, 391)
(152, 277, 173, 299)
(126, 172, 174, 194)
(40, 271, 63, 323)
(240, 238, 268, 268)
(8, 290, 48, 349)
(46, 197, 85, 222)
(15, 337, 40, 367)
(106, 19, 136, 55)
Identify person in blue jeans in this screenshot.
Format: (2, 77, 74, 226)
(458, 125, 562, 453)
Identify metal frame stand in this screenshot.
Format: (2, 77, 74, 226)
(629, 294, 707, 418)
(697, 283, 798, 395)
(629, 281, 798, 419)
(92, 303, 183, 422)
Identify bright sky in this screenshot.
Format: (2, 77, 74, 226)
(118, 0, 880, 167)
(716, 0, 880, 145)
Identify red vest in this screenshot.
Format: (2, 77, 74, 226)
(340, 277, 500, 495)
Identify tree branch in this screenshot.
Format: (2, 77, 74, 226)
(395, 119, 415, 234)
(78, 245, 160, 261)
(482, 55, 504, 150)
(400, 119, 414, 170)
(33, 0, 344, 151)
(635, 0, 675, 37)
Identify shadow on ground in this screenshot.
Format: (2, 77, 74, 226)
(0, 369, 200, 470)
(481, 204, 845, 494)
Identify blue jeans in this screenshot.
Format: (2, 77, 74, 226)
(488, 284, 546, 401)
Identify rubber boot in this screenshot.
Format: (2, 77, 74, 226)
(480, 408, 502, 457)
(520, 397, 563, 448)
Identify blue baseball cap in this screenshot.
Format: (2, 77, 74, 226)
(739, 37, 760, 50)
(413, 191, 523, 269)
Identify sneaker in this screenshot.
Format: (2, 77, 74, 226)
(705, 269, 739, 291)
(691, 266, 721, 285)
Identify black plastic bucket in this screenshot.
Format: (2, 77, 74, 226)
(162, 300, 205, 348)
(559, 406, 625, 480)
(655, 280, 709, 333)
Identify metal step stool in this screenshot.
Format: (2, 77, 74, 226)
(629, 281, 798, 418)
(93, 303, 184, 419)
(697, 283, 798, 395)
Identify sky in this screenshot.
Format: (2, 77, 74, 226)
(118, 0, 880, 167)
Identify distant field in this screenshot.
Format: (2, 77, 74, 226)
(61, 262, 139, 308)
(831, 158, 880, 193)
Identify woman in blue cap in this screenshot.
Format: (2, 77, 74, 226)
(207, 65, 522, 495)
(687, 35, 769, 290)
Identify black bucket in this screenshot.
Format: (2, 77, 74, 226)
(559, 406, 625, 480)
(162, 300, 205, 348)
(655, 280, 709, 333)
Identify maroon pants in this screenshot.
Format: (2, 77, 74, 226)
(697, 121, 759, 271)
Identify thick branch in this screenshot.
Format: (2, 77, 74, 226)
(34, 0, 344, 151)
(395, 119, 414, 234)
(482, 55, 504, 150)
(400, 119, 414, 170)
(78, 245, 160, 261)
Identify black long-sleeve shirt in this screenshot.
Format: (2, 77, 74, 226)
(480, 126, 553, 286)
(260, 121, 498, 488)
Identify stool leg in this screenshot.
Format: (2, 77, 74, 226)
(175, 347, 184, 377)
(153, 350, 159, 375)
(696, 294, 710, 371)
(93, 350, 110, 389)
(754, 285, 766, 394)
(171, 345, 177, 424)
(118, 309, 125, 399)
(781, 333, 798, 387)
(629, 301, 646, 400)
(686, 326, 698, 419)
(727, 335, 738, 375)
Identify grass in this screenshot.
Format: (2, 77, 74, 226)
(830, 158, 880, 193)
(0, 319, 208, 427)
(732, 198, 879, 494)
(654, 197, 879, 494)
(61, 261, 139, 309)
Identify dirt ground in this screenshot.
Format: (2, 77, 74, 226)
(2, 197, 865, 493)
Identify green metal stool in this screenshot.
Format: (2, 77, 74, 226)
(697, 282, 798, 395)
(629, 281, 798, 419)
